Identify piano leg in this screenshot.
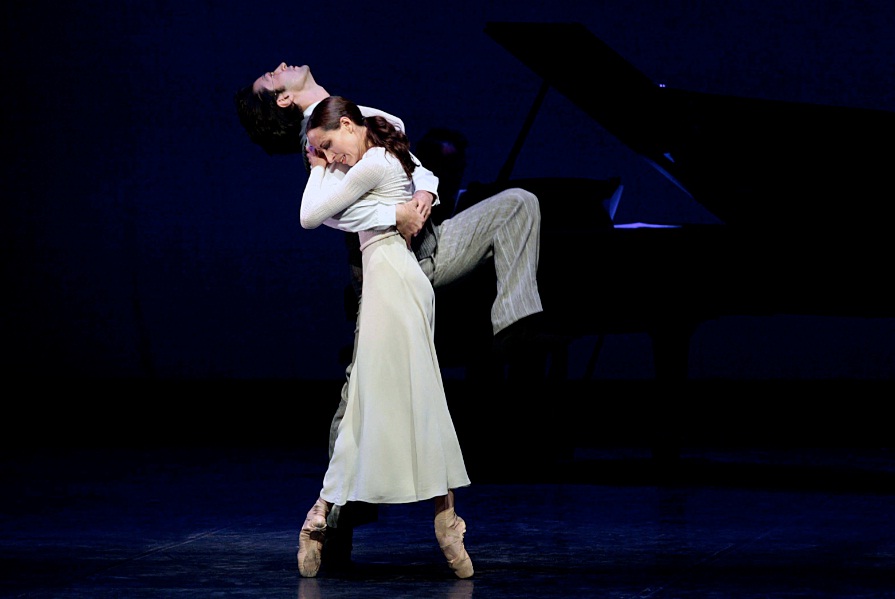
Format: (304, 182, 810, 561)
(647, 320, 699, 465)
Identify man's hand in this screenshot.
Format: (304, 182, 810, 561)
(396, 199, 425, 245)
(395, 191, 435, 246)
(411, 190, 434, 222)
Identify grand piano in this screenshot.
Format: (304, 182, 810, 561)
(434, 21, 895, 382)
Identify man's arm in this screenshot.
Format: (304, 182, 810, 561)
(355, 105, 405, 134)
(355, 105, 440, 207)
(409, 152, 439, 207)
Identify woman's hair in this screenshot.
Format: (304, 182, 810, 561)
(307, 96, 416, 179)
(234, 85, 304, 156)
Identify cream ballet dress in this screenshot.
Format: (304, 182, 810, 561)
(300, 147, 470, 505)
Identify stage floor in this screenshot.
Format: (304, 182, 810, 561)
(2, 439, 894, 598)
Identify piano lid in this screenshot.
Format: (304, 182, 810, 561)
(485, 22, 895, 230)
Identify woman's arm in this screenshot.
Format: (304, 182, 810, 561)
(300, 156, 386, 230)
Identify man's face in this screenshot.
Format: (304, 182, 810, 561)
(306, 118, 364, 167)
(251, 62, 310, 95)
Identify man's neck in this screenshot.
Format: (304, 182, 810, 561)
(296, 85, 330, 112)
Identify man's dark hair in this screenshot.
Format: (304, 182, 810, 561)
(234, 84, 304, 155)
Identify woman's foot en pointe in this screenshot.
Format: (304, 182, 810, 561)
(434, 507, 474, 578)
(297, 498, 329, 577)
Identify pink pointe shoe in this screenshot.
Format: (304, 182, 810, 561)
(434, 508, 474, 578)
(297, 498, 330, 577)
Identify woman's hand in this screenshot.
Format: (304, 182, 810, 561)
(306, 145, 327, 168)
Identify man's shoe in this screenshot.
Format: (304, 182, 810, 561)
(322, 525, 353, 570)
(493, 312, 572, 381)
(492, 313, 544, 358)
(492, 312, 570, 357)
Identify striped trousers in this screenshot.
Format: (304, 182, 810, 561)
(419, 186, 543, 334)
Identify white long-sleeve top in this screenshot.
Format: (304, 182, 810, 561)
(300, 147, 414, 233)
(300, 101, 438, 232)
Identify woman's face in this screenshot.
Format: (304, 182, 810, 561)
(306, 117, 365, 167)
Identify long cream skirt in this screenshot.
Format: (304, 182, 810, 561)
(320, 231, 470, 505)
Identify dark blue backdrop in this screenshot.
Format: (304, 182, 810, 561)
(4, 1, 894, 381)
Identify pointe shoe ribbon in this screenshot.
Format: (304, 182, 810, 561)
(434, 508, 474, 578)
(297, 498, 330, 577)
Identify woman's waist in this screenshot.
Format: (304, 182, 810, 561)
(358, 227, 400, 249)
